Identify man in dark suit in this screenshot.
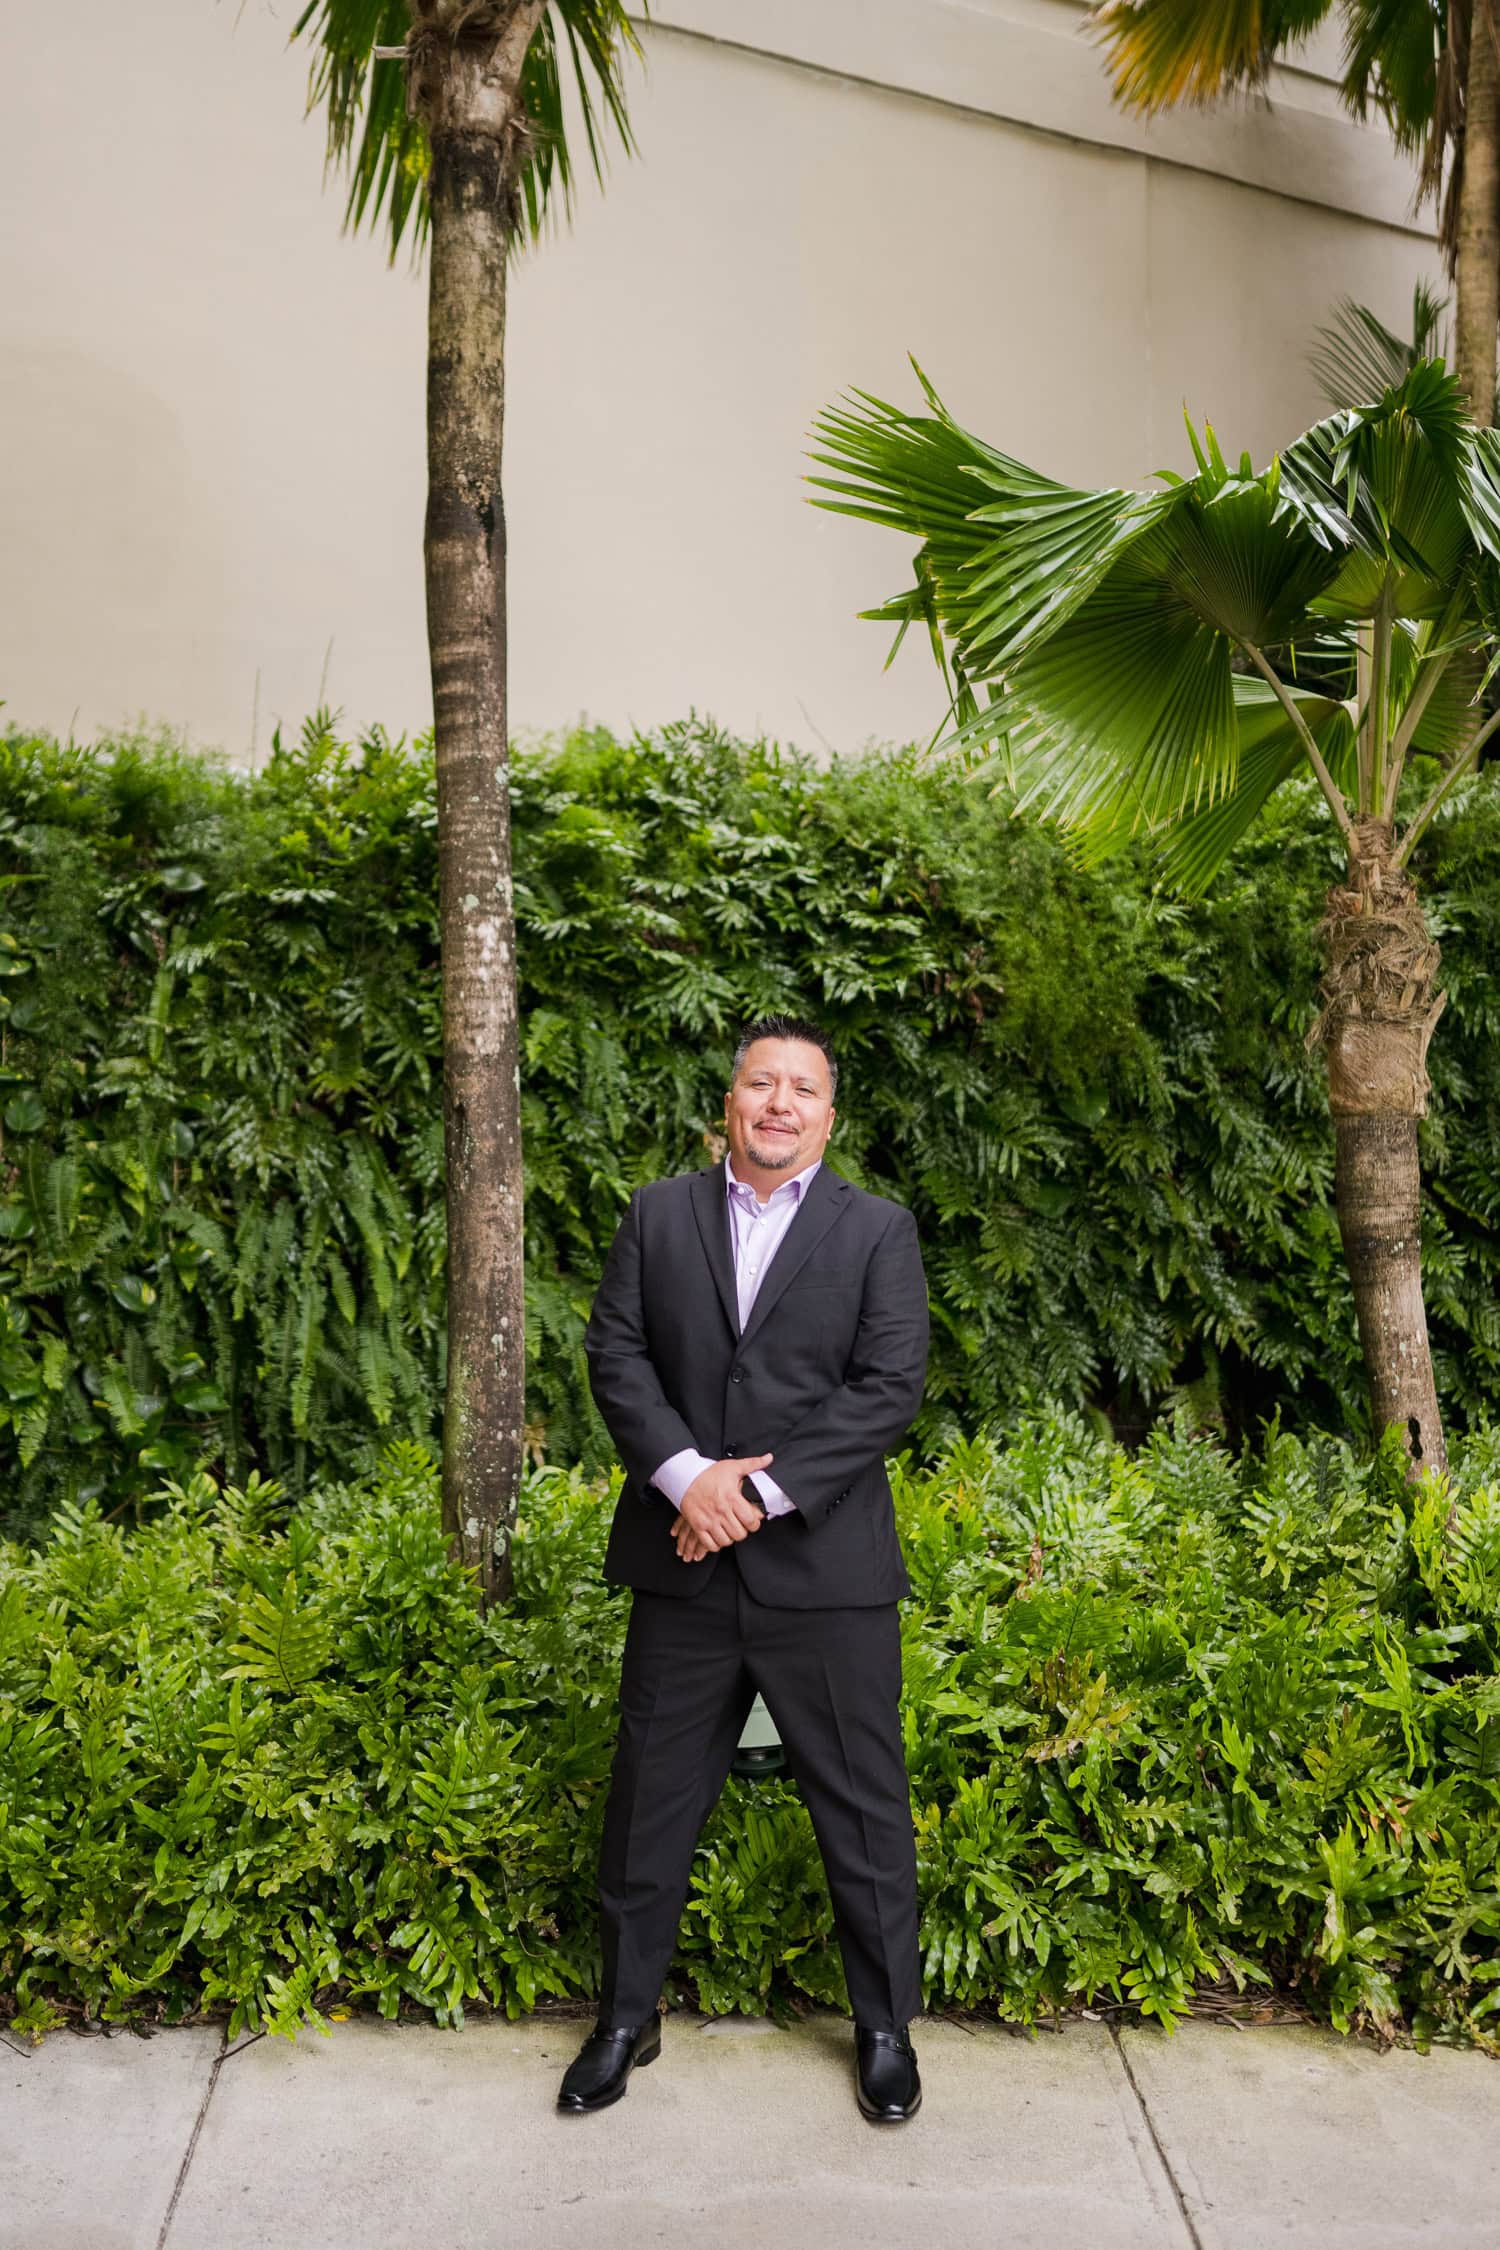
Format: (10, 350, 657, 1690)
(556, 1016, 929, 2124)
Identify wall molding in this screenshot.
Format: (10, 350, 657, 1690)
(647, 0, 1437, 239)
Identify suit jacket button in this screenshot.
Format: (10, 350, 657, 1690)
(730, 1367, 744, 1383)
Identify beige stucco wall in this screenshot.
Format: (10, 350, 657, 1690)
(2, 0, 1443, 760)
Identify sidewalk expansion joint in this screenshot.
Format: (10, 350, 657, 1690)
(1108, 2021, 1205, 2250)
(153, 2029, 229, 2250)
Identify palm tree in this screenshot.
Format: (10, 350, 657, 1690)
(810, 359, 1500, 1473)
(1089, 2, 1500, 426)
(289, 0, 641, 1601)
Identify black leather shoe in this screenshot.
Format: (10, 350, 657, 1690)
(556, 2015, 662, 2113)
(854, 2024, 922, 2122)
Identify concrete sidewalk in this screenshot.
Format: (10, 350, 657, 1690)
(6, 2008, 1498, 2250)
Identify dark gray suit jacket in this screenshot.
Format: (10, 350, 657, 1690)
(584, 1159, 928, 1608)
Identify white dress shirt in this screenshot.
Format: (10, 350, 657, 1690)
(651, 1155, 823, 1517)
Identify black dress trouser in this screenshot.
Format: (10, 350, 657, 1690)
(595, 1540, 924, 2032)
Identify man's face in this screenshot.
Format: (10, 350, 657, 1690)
(724, 1038, 836, 1182)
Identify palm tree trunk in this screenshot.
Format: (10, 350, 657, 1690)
(1457, 0, 1500, 426)
(416, 6, 545, 1605)
(1313, 819, 1448, 1475)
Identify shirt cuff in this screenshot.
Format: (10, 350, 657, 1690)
(651, 1448, 716, 1509)
(748, 1468, 797, 1517)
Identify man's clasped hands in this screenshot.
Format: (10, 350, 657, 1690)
(669, 1452, 774, 1564)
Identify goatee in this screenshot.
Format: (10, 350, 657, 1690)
(746, 1139, 800, 1171)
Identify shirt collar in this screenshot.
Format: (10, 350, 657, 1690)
(725, 1154, 822, 1209)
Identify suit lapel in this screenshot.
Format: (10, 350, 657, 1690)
(737, 1164, 852, 1349)
(689, 1161, 740, 1339)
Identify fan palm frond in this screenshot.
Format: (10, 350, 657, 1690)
(1308, 285, 1451, 413)
(809, 357, 1500, 876)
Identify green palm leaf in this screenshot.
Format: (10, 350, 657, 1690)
(1387, 606, 1487, 764)
(996, 536, 1240, 832)
(810, 377, 1344, 825)
(1091, 1, 1445, 149)
(1339, 1, 1446, 150)
(1309, 286, 1450, 414)
(810, 356, 1500, 876)
(291, 0, 643, 259)
(1153, 678, 1356, 895)
(1090, 1, 1457, 281)
(808, 381, 1165, 684)
(1088, 0, 1332, 112)
(1280, 364, 1479, 615)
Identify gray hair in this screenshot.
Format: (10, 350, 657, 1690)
(731, 1015, 839, 1099)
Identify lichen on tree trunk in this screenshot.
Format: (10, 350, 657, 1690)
(416, 5, 547, 1606)
(1311, 818, 1448, 1476)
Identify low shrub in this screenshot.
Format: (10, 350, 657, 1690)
(4, 1417, 1498, 2048)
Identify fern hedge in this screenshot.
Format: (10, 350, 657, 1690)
(4, 717, 1500, 1537)
(3, 1417, 1499, 2045)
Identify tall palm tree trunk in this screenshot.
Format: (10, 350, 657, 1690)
(416, 5, 546, 1605)
(1314, 819, 1448, 1474)
(1457, 0, 1500, 426)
